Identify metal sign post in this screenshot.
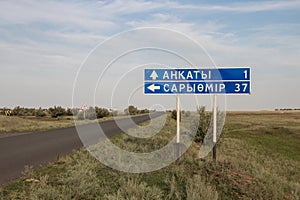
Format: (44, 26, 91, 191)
(213, 95, 217, 161)
(176, 94, 180, 157)
(81, 104, 88, 120)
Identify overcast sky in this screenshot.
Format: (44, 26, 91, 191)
(0, 0, 299, 110)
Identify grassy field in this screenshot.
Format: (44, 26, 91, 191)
(0, 114, 147, 134)
(0, 116, 75, 133)
(0, 111, 299, 199)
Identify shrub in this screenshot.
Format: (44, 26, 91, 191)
(35, 107, 46, 117)
(48, 106, 66, 118)
(171, 110, 177, 120)
(140, 109, 150, 114)
(95, 107, 110, 118)
(65, 108, 73, 116)
(12, 106, 35, 116)
(12, 106, 22, 116)
(171, 109, 182, 121)
(125, 105, 138, 115)
(194, 106, 211, 143)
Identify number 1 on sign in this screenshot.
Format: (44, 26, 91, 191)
(244, 70, 248, 79)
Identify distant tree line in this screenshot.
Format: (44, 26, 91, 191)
(1, 105, 152, 120)
(124, 105, 149, 115)
(275, 108, 300, 111)
(76, 107, 111, 120)
(0, 106, 112, 120)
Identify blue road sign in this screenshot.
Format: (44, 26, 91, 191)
(144, 68, 250, 81)
(144, 67, 251, 94)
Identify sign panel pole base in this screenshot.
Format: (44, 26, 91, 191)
(213, 143, 217, 161)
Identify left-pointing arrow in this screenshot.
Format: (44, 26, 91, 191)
(147, 84, 160, 92)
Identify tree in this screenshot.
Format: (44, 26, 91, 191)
(11, 106, 35, 116)
(171, 109, 181, 121)
(140, 109, 149, 114)
(24, 108, 35, 116)
(66, 108, 73, 116)
(171, 109, 177, 120)
(194, 106, 211, 143)
(35, 107, 46, 117)
(95, 107, 110, 118)
(125, 105, 138, 115)
(48, 106, 66, 118)
(12, 106, 23, 116)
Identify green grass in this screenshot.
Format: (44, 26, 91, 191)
(1, 111, 299, 199)
(224, 111, 300, 161)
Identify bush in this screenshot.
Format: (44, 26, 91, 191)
(124, 106, 150, 115)
(124, 105, 138, 115)
(171, 110, 177, 120)
(171, 110, 181, 121)
(71, 108, 80, 116)
(95, 107, 110, 118)
(140, 109, 150, 114)
(12, 106, 35, 116)
(48, 106, 66, 118)
(194, 106, 211, 143)
(12, 106, 22, 116)
(66, 108, 73, 116)
(35, 107, 46, 117)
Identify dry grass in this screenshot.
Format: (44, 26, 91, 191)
(0, 116, 75, 133)
(1, 111, 299, 199)
(0, 114, 151, 134)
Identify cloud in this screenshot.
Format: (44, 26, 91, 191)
(97, 0, 163, 15)
(168, 1, 300, 13)
(0, 1, 116, 31)
(1, 1, 299, 28)
(0, 0, 299, 109)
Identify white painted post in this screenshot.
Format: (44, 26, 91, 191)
(213, 95, 217, 161)
(176, 94, 180, 143)
(176, 94, 180, 157)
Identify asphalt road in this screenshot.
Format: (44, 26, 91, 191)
(0, 112, 163, 186)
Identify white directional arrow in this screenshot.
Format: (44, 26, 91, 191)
(147, 84, 160, 92)
(150, 70, 158, 80)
